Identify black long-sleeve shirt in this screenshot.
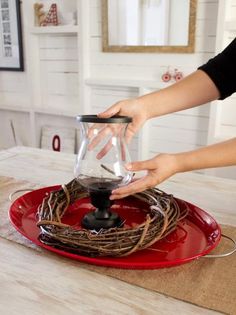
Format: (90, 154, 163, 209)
(198, 38, 236, 100)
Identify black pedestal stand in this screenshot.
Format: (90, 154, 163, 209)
(81, 187, 123, 231)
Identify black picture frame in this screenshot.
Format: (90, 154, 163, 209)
(0, 0, 23, 71)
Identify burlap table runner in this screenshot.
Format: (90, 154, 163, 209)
(1, 176, 235, 315)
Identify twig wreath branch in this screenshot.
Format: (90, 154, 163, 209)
(37, 179, 188, 257)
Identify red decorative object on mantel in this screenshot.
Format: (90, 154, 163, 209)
(41, 3, 58, 26)
(52, 135, 61, 152)
(161, 67, 184, 83)
(161, 71, 171, 82)
(34, 3, 46, 26)
(40, 125, 76, 154)
(173, 69, 184, 82)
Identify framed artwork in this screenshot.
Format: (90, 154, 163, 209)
(0, 0, 23, 71)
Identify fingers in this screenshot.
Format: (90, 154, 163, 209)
(110, 154, 179, 200)
(87, 123, 102, 139)
(125, 118, 145, 144)
(126, 158, 157, 172)
(98, 103, 121, 118)
(97, 100, 143, 144)
(125, 124, 137, 144)
(88, 125, 111, 151)
(110, 175, 157, 200)
(88, 124, 122, 153)
(96, 139, 113, 160)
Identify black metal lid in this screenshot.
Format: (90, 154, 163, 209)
(76, 115, 132, 124)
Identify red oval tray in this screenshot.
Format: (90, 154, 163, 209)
(9, 185, 221, 269)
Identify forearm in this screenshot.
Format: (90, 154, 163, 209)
(175, 138, 236, 173)
(111, 138, 236, 200)
(137, 70, 220, 119)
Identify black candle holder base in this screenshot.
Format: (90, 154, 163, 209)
(81, 211, 123, 231)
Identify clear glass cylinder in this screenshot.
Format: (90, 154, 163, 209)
(75, 115, 133, 193)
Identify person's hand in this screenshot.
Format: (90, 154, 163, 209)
(98, 98, 149, 144)
(87, 98, 150, 159)
(110, 153, 178, 200)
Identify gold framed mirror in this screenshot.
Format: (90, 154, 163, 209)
(102, 0, 197, 53)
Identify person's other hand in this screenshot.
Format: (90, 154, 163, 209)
(110, 153, 178, 200)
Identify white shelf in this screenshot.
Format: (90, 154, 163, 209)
(34, 108, 78, 118)
(0, 105, 78, 117)
(30, 25, 78, 35)
(0, 105, 31, 113)
(85, 78, 171, 89)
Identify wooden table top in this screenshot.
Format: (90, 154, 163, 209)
(1, 146, 235, 315)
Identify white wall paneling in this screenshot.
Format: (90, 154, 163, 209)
(207, 0, 236, 143)
(40, 35, 79, 112)
(0, 110, 31, 149)
(148, 100, 209, 159)
(77, 0, 91, 115)
(34, 32, 79, 114)
(89, 86, 138, 113)
(0, 0, 236, 179)
(206, 0, 236, 179)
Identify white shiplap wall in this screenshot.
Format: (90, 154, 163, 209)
(39, 35, 79, 113)
(1, 0, 236, 179)
(0, 72, 29, 108)
(206, 0, 236, 179)
(0, 110, 31, 149)
(217, 26, 236, 139)
(215, 0, 236, 139)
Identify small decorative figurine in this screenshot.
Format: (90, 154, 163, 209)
(40, 3, 58, 26)
(34, 3, 46, 26)
(173, 69, 184, 82)
(161, 67, 184, 83)
(161, 69, 171, 82)
(34, 3, 58, 27)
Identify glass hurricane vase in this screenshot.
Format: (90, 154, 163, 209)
(75, 115, 133, 231)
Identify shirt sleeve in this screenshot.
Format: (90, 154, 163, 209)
(198, 38, 236, 100)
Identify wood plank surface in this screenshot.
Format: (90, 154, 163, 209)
(1, 146, 234, 314)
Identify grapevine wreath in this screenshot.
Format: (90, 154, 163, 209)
(37, 178, 188, 257)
